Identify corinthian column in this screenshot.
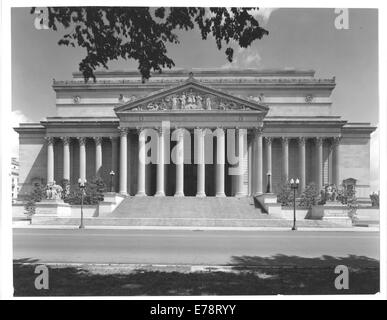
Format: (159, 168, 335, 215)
(45, 137, 55, 184)
(333, 136, 341, 187)
(235, 128, 247, 197)
(94, 137, 103, 177)
(136, 128, 147, 196)
(316, 137, 323, 189)
(298, 137, 306, 191)
(216, 127, 226, 197)
(119, 128, 128, 195)
(110, 136, 118, 192)
(265, 136, 272, 193)
(281, 137, 289, 182)
(78, 137, 87, 182)
(254, 127, 263, 195)
(196, 128, 206, 197)
(61, 137, 70, 181)
(155, 127, 165, 197)
(174, 129, 185, 197)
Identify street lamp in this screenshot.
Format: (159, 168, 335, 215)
(109, 170, 115, 192)
(78, 178, 87, 229)
(266, 172, 272, 193)
(290, 178, 300, 231)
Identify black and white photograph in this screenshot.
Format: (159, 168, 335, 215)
(0, 1, 385, 302)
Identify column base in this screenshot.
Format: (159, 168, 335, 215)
(136, 191, 147, 197)
(119, 191, 128, 196)
(174, 192, 185, 197)
(196, 192, 206, 198)
(216, 192, 226, 197)
(235, 192, 247, 198)
(155, 191, 165, 197)
(254, 192, 263, 197)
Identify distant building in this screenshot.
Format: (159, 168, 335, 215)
(11, 157, 19, 201)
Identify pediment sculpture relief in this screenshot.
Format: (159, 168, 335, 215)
(130, 89, 250, 111)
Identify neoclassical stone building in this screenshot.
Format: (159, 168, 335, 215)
(15, 68, 375, 201)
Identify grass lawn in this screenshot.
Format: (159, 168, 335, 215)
(13, 255, 379, 296)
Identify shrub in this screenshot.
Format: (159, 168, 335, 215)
(370, 192, 379, 208)
(61, 179, 71, 201)
(64, 177, 106, 205)
(24, 181, 45, 217)
(276, 182, 294, 207)
(298, 183, 320, 209)
(337, 186, 358, 223)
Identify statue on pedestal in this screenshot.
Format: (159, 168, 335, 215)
(45, 181, 63, 200)
(321, 184, 337, 203)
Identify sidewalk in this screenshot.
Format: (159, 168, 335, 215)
(12, 221, 379, 232)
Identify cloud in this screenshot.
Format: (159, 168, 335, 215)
(369, 126, 379, 192)
(204, 8, 279, 26)
(221, 47, 262, 69)
(11, 110, 29, 158)
(249, 8, 279, 26)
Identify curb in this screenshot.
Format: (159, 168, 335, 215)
(12, 224, 379, 232)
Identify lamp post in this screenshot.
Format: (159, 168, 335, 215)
(78, 178, 87, 229)
(266, 172, 272, 193)
(290, 178, 300, 231)
(109, 170, 115, 192)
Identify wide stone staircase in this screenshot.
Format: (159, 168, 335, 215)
(31, 196, 348, 227)
(105, 196, 271, 226)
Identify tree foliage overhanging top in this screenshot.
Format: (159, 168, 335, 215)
(31, 7, 269, 82)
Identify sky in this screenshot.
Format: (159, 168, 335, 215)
(11, 7, 379, 172)
(11, 7, 379, 123)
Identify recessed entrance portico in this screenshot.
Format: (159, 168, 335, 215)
(115, 78, 268, 197)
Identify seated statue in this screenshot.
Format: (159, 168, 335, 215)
(46, 181, 63, 200)
(323, 184, 337, 202)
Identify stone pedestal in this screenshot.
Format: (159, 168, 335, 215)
(255, 193, 282, 217)
(35, 199, 71, 217)
(98, 192, 126, 216)
(322, 201, 352, 226)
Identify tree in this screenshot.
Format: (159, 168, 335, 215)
(337, 186, 359, 223)
(24, 182, 45, 217)
(298, 183, 320, 209)
(64, 177, 106, 205)
(276, 182, 294, 207)
(31, 7, 269, 82)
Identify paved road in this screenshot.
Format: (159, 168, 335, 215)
(13, 228, 379, 265)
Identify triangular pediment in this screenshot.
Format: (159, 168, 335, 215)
(114, 78, 269, 113)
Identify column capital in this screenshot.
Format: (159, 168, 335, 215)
(77, 137, 87, 146)
(118, 127, 129, 136)
(60, 136, 71, 145)
(194, 127, 206, 138)
(316, 137, 324, 146)
(253, 127, 264, 136)
(136, 126, 149, 135)
(93, 136, 103, 145)
(333, 136, 341, 146)
(298, 137, 306, 146)
(155, 126, 166, 135)
(45, 136, 55, 145)
(173, 128, 185, 138)
(281, 136, 289, 145)
(264, 136, 273, 145)
(214, 127, 225, 136)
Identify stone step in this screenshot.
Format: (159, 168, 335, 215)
(31, 216, 349, 228)
(109, 196, 265, 219)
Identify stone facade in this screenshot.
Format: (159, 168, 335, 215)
(15, 69, 375, 200)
